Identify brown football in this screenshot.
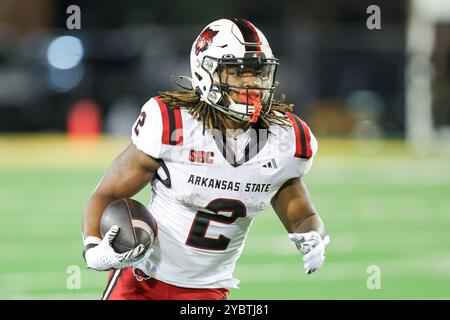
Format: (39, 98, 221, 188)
(100, 198, 158, 254)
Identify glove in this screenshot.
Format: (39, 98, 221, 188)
(83, 225, 145, 271)
(289, 231, 330, 275)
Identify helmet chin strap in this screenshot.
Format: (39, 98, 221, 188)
(222, 91, 252, 121)
(222, 89, 262, 123)
(239, 90, 261, 124)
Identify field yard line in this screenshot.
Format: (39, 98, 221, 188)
(235, 254, 450, 282)
(7, 293, 101, 300)
(244, 233, 358, 255)
(244, 233, 450, 257)
(0, 270, 108, 293)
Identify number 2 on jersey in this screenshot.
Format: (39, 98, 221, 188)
(186, 198, 247, 250)
(134, 111, 146, 136)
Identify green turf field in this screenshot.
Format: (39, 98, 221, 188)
(1, 135, 449, 299)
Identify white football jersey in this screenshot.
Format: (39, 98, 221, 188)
(131, 96, 317, 289)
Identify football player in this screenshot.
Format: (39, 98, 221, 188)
(82, 18, 329, 300)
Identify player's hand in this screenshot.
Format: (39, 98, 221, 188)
(288, 231, 330, 275)
(83, 225, 145, 271)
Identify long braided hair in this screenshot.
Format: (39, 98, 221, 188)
(157, 90, 294, 133)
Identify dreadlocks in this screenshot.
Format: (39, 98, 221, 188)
(158, 90, 294, 133)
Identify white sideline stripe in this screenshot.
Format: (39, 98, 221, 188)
(102, 270, 121, 300)
(244, 233, 358, 255)
(235, 256, 450, 282)
(9, 293, 102, 300)
(131, 219, 152, 236)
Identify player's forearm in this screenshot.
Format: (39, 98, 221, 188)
(82, 193, 118, 239)
(82, 174, 155, 239)
(82, 144, 158, 239)
(292, 213, 326, 238)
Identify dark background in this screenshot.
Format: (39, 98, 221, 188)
(1, 0, 445, 138)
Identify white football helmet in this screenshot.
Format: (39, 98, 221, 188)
(190, 18, 279, 123)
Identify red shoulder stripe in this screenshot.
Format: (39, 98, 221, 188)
(286, 112, 302, 157)
(299, 118, 312, 158)
(154, 96, 183, 145)
(172, 108, 183, 145)
(286, 112, 312, 158)
(154, 97, 171, 144)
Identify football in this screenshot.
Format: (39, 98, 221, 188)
(100, 198, 158, 254)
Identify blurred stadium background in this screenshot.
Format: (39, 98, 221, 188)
(0, 0, 449, 299)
